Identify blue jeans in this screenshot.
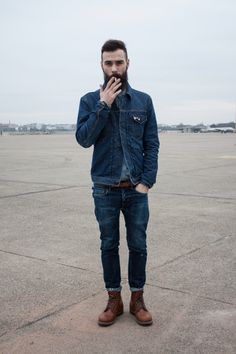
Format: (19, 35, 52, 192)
(92, 185, 149, 292)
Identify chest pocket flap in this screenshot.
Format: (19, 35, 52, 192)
(131, 114, 147, 124)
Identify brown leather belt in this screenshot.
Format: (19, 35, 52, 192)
(112, 181, 134, 189)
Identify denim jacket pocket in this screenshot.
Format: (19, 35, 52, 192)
(129, 113, 147, 138)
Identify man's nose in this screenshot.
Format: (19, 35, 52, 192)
(111, 63, 118, 73)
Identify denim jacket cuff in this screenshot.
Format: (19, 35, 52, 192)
(140, 181, 152, 189)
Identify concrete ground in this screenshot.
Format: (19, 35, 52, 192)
(0, 132, 235, 354)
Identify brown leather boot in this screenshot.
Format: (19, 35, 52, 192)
(130, 290, 153, 326)
(98, 291, 124, 326)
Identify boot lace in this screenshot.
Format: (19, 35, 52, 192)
(105, 294, 120, 312)
(135, 295, 147, 312)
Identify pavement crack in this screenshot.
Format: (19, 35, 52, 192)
(210, 235, 231, 244)
(16, 309, 65, 331)
(156, 191, 236, 201)
(0, 249, 46, 262)
(150, 235, 231, 270)
(145, 283, 235, 306)
(158, 162, 236, 177)
(0, 178, 69, 187)
(157, 247, 202, 269)
(11, 289, 105, 335)
(0, 185, 78, 199)
(0, 249, 101, 275)
(0, 331, 8, 338)
(181, 162, 236, 174)
(56, 261, 101, 274)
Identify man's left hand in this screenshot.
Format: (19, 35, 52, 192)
(135, 183, 149, 194)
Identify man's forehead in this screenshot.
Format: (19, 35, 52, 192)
(102, 49, 127, 61)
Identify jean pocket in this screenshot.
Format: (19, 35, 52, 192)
(134, 187, 148, 195)
(92, 186, 107, 197)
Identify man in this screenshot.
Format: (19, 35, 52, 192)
(76, 39, 159, 326)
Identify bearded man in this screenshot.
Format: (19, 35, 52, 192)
(76, 39, 159, 326)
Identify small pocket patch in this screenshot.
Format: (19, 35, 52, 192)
(132, 115, 147, 124)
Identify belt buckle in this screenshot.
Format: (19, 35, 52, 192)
(120, 181, 132, 188)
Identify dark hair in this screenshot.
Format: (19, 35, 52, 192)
(101, 39, 128, 59)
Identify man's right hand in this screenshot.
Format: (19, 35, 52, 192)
(100, 77, 122, 107)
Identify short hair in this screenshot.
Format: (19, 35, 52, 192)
(101, 39, 128, 60)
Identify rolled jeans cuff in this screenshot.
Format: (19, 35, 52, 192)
(130, 287, 144, 292)
(106, 286, 122, 292)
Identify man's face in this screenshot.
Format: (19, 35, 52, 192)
(101, 49, 129, 88)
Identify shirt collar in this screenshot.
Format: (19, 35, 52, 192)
(125, 82, 132, 99)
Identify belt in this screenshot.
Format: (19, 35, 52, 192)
(112, 181, 134, 189)
(94, 181, 135, 189)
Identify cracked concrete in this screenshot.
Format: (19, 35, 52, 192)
(0, 132, 236, 353)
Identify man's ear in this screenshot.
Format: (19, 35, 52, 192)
(127, 59, 130, 69)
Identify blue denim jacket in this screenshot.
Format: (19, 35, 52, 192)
(75, 83, 160, 188)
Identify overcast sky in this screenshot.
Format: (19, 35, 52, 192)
(0, 0, 236, 125)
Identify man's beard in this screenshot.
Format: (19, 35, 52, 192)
(103, 70, 128, 91)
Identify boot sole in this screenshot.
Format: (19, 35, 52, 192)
(130, 311, 153, 326)
(98, 310, 124, 327)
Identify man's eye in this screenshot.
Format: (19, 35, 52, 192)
(104, 61, 124, 66)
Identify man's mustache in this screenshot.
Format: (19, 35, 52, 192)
(108, 73, 123, 79)
(103, 71, 128, 90)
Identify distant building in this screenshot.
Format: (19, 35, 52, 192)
(0, 123, 18, 132)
